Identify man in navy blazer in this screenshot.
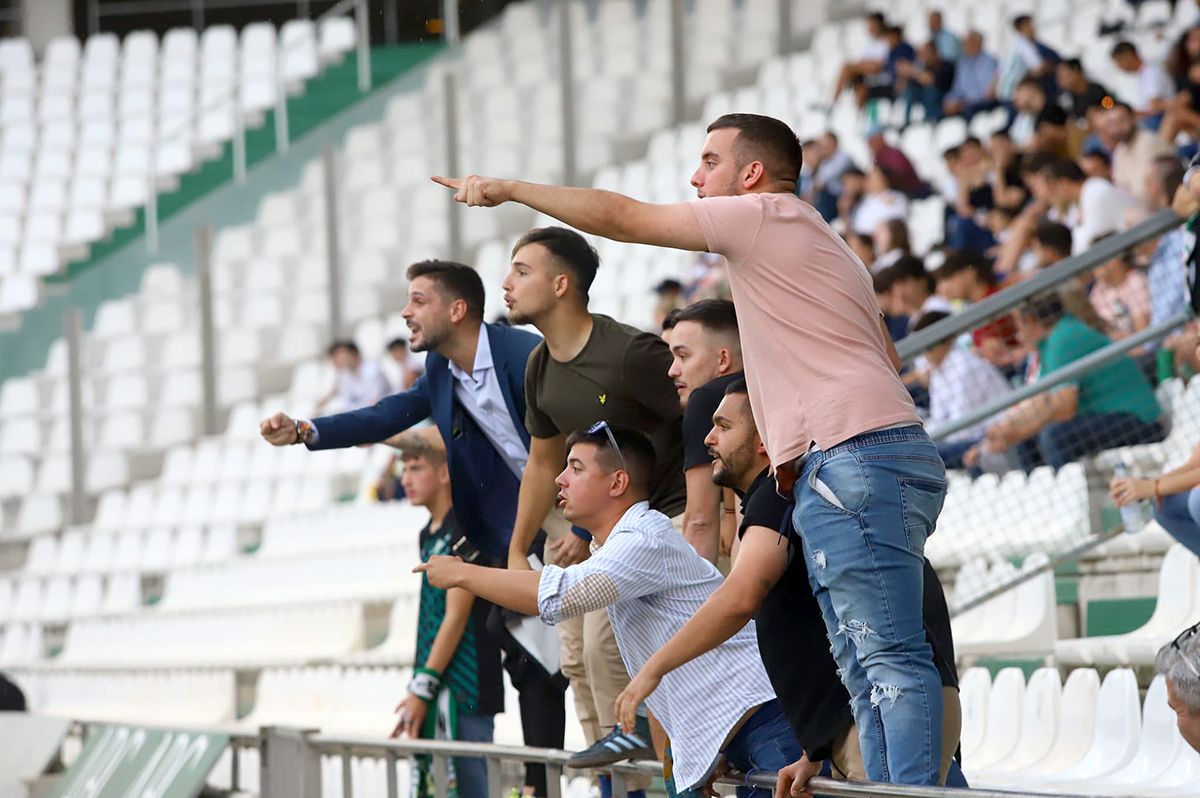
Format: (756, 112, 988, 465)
(260, 259, 565, 794)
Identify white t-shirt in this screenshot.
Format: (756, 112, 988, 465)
(1071, 177, 1140, 255)
(860, 37, 889, 62)
(852, 190, 909, 236)
(1136, 61, 1175, 113)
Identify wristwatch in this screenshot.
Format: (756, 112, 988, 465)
(293, 419, 314, 445)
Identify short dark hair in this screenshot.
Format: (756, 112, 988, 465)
(724, 376, 748, 397)
(1109, 100, 1134, 115)
(661, 307, 682, 333)
(1041, 158, 1086, 183)
(1082, 150, 1112, 168)
(912, 310, 952, 333)
(934, 250, 994, 285)
(1017, 75, 1044, 93)
(511, 226, 599, 302)
(386, 337, 408, 351)
(1060, 57, 1083, 72)
(1111, 41, 1138, 59)
(1032, 221, 1074, 257)
(1020, 291, 1066, 327)
(565, 423, 657, 496)
(1013, 14, 1032, 29)
(327, 340, 359, 358)
(406, 260, 486, 321)
(706, 113, 804, 184)
(1019, 151, 1057, 176)
(867, 12, 886, 26)
(672, 299, 739, 337)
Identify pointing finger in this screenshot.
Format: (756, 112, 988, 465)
(431, 175, 462, 189)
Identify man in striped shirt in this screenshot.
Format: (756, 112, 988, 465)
(418, 423, 802, 794)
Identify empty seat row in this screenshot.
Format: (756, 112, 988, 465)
(160, 545, 421, 611)
(11, 668, 237, 727)
(961, 666, 1200, 793)
(92, 474, 339, 531)
(927, 463, 1091, 569)
(57, 601, 367, 667)
(20, 523, 238, 577)
(257, 502, 430, 559)
(0, 572, 140, 623)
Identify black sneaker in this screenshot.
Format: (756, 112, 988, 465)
(566, 724, 655, 768)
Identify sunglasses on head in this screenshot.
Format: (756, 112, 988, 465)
(587, 420, 628, 473)
(1172, 621, 1200, 679)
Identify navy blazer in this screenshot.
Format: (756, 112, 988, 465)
(311, 323, 541, 562)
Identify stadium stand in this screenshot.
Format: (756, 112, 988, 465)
(2, 0, 1200, 795)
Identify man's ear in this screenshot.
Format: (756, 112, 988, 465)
(448, 298, 468, 324)
(609, 469, 631, 498)
(553, 272, 571, 300)
(742, 160, 766, 190)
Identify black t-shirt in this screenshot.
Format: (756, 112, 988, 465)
(1035, 103, 1068, 130)
(681, 372, 744, 471)
(739, 469, 851, 760)
(1059, 81, 1110, 120)
(738, 470, 959, 757)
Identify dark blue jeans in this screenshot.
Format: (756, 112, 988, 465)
(455, 714, 494, 798)
(1017, 413, 1165, 471)
(722, 700, 805, 797)
(1156, 488, 1200, 558)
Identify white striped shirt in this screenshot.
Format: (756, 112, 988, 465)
(537, 501, 777, 791)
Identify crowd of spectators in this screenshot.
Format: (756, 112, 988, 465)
(800, 7, 1200, 476)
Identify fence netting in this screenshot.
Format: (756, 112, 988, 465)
(894, 224, 1199, 612)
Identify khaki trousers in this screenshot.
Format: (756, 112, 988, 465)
(830, 686, 963, 784)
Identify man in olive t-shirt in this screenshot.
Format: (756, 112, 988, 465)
(525, 314, 687, 516)
(502, 226, 685, 775)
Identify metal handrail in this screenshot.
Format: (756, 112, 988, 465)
(288, 731, 1149, 798)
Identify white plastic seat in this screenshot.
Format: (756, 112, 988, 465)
(68, 574, 104, 618)
(83, 532, 117, 574)
(17, 495, 62, 537)
(113, 530, 145, 572)
(281, 20, 319, 84)
(1055, 544, 1198, 666)
(965, 667, 1025, 772)
(319, 17, 356, 62)
(1038, 669, 1141, 785)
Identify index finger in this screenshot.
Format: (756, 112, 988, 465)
(431, 175, 462, 189)
(413, 563, 429, 573)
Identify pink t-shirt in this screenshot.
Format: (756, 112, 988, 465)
(689, 193, 920, 468)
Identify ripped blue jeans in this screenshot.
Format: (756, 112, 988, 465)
(791, 425, 947, 785)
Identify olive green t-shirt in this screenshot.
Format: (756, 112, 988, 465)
(525, 314, 687, 517)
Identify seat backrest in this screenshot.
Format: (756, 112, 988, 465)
(958, 667, 991, 759)
(1037, 667, 1100, 771)
(1147, 545, 1198, 628)
(1012, 667, 1062, 767)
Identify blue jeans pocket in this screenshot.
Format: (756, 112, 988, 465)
(898, 476, 947, 553)
(808, 453, 869, 516)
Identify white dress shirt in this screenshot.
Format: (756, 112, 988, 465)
(1071, 177, 1140, 256)
(537, 501, 777, 791)
(334, 360, 392, 412)
(449, 325, 529, 478)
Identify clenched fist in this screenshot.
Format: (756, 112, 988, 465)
(260, 411, 298, 446)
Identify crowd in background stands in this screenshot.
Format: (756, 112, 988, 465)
(799, 7, 1200, 475)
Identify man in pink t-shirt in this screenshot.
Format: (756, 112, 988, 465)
(433, 113, 950, 789)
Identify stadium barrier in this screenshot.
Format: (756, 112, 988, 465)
(894, 208, 1198, 614)
(209, 726, 1148, 798)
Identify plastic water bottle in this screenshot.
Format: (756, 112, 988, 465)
(1114, 464, 1146, 533)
